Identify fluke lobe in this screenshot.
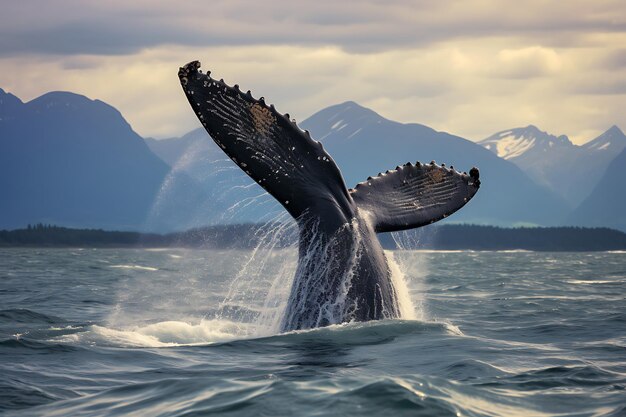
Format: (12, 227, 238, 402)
(178, 61, 480, 331)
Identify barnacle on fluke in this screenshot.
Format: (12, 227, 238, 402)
(178, 60, 481, 331)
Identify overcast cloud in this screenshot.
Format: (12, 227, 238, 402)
(1, 0, 625, 142)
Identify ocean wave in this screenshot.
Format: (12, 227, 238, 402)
(477, 364, 626, 390)
(231, 319, 464, 349)
(109, 264, 159, 271)
(410, 249, 473, 253)
(0, 383, 62, 411)
(13, 374, 552, 417)
(51, 319, 462, 349)
(0, 337, 82, 353)
(0, 309, 62, 324)
(567, 279, 623, 285)
(54, 319, 260, 347)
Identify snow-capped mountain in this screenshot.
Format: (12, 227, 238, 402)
(479, 125, 626, 206)
(480, 125, 573, 161)
(147, 101, 570, 227)
(301, 102, 568, 226)
(582, 125, 626, 153)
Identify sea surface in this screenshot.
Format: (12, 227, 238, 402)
(1, 247, 625, 416)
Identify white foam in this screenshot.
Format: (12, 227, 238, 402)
(110, 264, 159, 271)
(567, 279, 620, 285)
(56, 319, 256, 347)
(411, 249, 470, 253)
(442, 321, 464, 336)
(386, 252, 418, 320)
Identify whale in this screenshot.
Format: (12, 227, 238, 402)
(178, 61, 480, 331)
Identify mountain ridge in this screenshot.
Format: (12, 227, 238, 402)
(0, 89, 176, 231)
(568, 146, 626, 231)
(299, 102, 569, 225)
(3, 87, 624, 231)
(478, 123, 626, 205)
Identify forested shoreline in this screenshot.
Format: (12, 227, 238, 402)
(2, 223, 626, 252)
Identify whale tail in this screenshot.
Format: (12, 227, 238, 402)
(349, 162, 479, 233)
(178, 61, 479, 233)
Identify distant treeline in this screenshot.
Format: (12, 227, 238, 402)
(0, 223, 273, 249)
(1, 223, 626, 252)
(378, 225, 626, 251)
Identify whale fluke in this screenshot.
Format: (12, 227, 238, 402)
(350, 162, 479, 233)
(178, 61, 354, 233)
(178, 61, 481, 330)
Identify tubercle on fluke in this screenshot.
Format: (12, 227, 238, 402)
(469, 167, 481, 187)
(179, 60, 314, 139)
(350, 159, 480, 190)
(179, 61, 482, 189)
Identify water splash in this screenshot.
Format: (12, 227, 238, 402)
(216, 212, 298, 335)
(280, 218, 364, 331)
(143, 136, 283, 231)
(386, 252, 419, 321)
(56, 319, 257, 347)
(102, 137, 424, 344)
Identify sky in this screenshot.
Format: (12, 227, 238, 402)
(1, 0, 625, 144)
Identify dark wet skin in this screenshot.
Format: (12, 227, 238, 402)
(179, 61, 480, 331)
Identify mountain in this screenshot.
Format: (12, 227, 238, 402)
(0, 88, 23, 121)
(480, 125, 572, 161)
(0, 89, 579, 231)
(479, 125, 626, 206)
(300, 102, 569, 225)
(582, 125, 626, 153)
(0, 89, 179, 230)
(149, 101, 570, 227)
(568, 147, 626, 231)
(146, 129, 282, 226)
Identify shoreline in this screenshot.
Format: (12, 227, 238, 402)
(2, 224, 626, 252)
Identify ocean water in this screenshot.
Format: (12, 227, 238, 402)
(0, 247, 625, 416)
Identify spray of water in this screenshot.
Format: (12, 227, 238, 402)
(389, 230, 429, 321)
(98, 219, 424, 347)
(215, 211, 299, 335)
(277, 218, 365, 330)
(143, 136, 283, 231)
(386, 252, 420, 321)
(92, 141, 424, 347)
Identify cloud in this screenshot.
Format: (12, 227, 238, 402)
(569, 79, 626, 96)
(2, 0, 626, 56)
(494, 46, 562, 79)
(1, 1, 626, 144)
(602, 49, 626, 69)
